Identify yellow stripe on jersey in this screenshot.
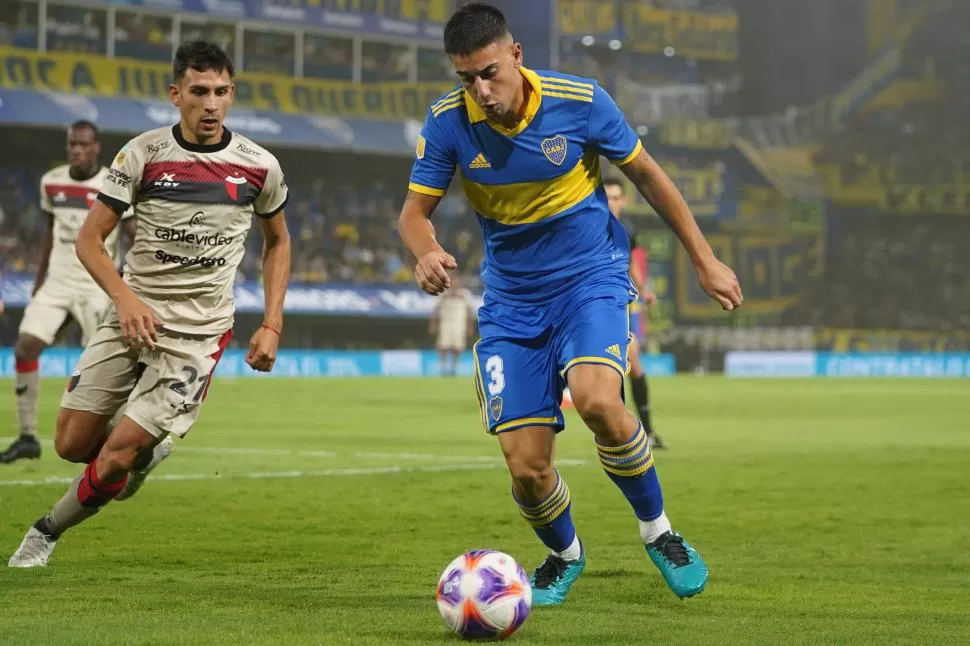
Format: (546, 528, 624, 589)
(614, 139, 644, 166)
(543, 90, 594, 103)
(560, 356, 627, 378)
(430, 88, 462, 111)
(432, 97, 464, 117)
(537, 76, 594, 91)
(472, 341, 489, 431)
(408, 182, 447, 197)
(493, 417, 560, 434)
(540, 81, 594, 96)
(461, 151, 602, 225)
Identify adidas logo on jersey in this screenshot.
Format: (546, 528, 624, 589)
(469, 153, 491, 169)
(605, 344, 623, 361)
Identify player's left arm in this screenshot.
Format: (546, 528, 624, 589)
(587, 85, 742, 311)
(247, 158, 291, 373)
(618, 150, 738, 309)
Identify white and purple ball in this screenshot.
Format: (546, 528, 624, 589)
(435, 550, 532, 640)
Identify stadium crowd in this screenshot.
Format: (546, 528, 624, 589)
(0, 162, 483, 287)
(782, 215, 970, 333)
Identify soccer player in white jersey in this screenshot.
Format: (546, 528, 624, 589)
(429, 274, 476, 376)
(1, 121, 136, 464)
(8, 40, 292, 567)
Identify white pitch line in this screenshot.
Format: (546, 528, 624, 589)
(0, 438, 585, 466)
(0, 463, 506, 488)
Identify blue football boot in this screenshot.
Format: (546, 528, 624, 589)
(646, 531, 708, 598)
(529, 542, 586, 606)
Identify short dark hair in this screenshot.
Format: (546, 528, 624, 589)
(444, 2, 510, 57)
(173, 40, 234, 82)
(603, 177, 625, 194)
(69, 120, 98, 140)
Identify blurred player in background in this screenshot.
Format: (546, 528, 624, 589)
(1, 121, 136, 464)
(400, 3, 741, 607)
(429, 274, 476, 376)
(9, 40, 291, 568)
(604, 177, 666, 449)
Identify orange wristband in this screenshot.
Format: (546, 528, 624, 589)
(260, 324, 281, 336)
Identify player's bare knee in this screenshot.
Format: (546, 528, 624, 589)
(55, 409, 110, 463)
(572, 388, 623, 432)
(96, 446, 140, 480)
(14, 335, 44, 363)
(54, 418, 92, 463)
(505, 454, 554, 500)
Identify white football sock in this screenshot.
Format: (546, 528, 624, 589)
(553, 535, 582, 562)
(639, 511, 672, 545)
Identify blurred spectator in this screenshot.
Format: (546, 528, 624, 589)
(244, 29, 296, 76)
(304, 34, 354, 81)
(181, 20, 234, 56)
(0, 1, 39, 49)
(115, 11, 173, 62)
(46, 4, 105, 54)
(782, 215, 970, 332)
(362, 41, 411, 82)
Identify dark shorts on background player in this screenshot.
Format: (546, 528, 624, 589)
(473, 272, 635, 434)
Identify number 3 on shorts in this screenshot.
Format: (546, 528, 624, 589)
(485, 355, 505, 396)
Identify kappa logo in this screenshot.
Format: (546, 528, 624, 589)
(540, 135, 568, 166)
(225, 174, 247, 201)
(605, 344, 623, 361)
(469, 152, 491, 169)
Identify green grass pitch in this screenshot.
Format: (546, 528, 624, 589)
(0, 377, 967, 645)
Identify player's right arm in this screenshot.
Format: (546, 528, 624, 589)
(32, 176, 55, 295)
(31, 212, 53, 296)
(398, 109, 458, 296)
(76, 201, 160, 348)
(83, 140, 161, 348)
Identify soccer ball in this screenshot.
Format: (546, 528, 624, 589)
(435, 550, 532, 640)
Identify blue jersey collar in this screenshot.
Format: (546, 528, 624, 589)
(464, 67, 542, 137)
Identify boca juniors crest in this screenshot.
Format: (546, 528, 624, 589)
(488, 396, 503, 421)
(540, 135, 568, 166)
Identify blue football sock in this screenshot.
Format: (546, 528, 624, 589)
(598, 422, 664, 521)
(514, 471, 577, 553)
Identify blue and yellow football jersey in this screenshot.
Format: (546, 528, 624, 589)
(408, 67, 643, 303)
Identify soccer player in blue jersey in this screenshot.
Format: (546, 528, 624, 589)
(399, 3, 742, 605)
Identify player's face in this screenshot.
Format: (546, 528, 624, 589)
(605, 184, 628, 218)
(67, 126, 99, 173)
(451, 37, 524, 122)
(170, 67, 234, 143)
